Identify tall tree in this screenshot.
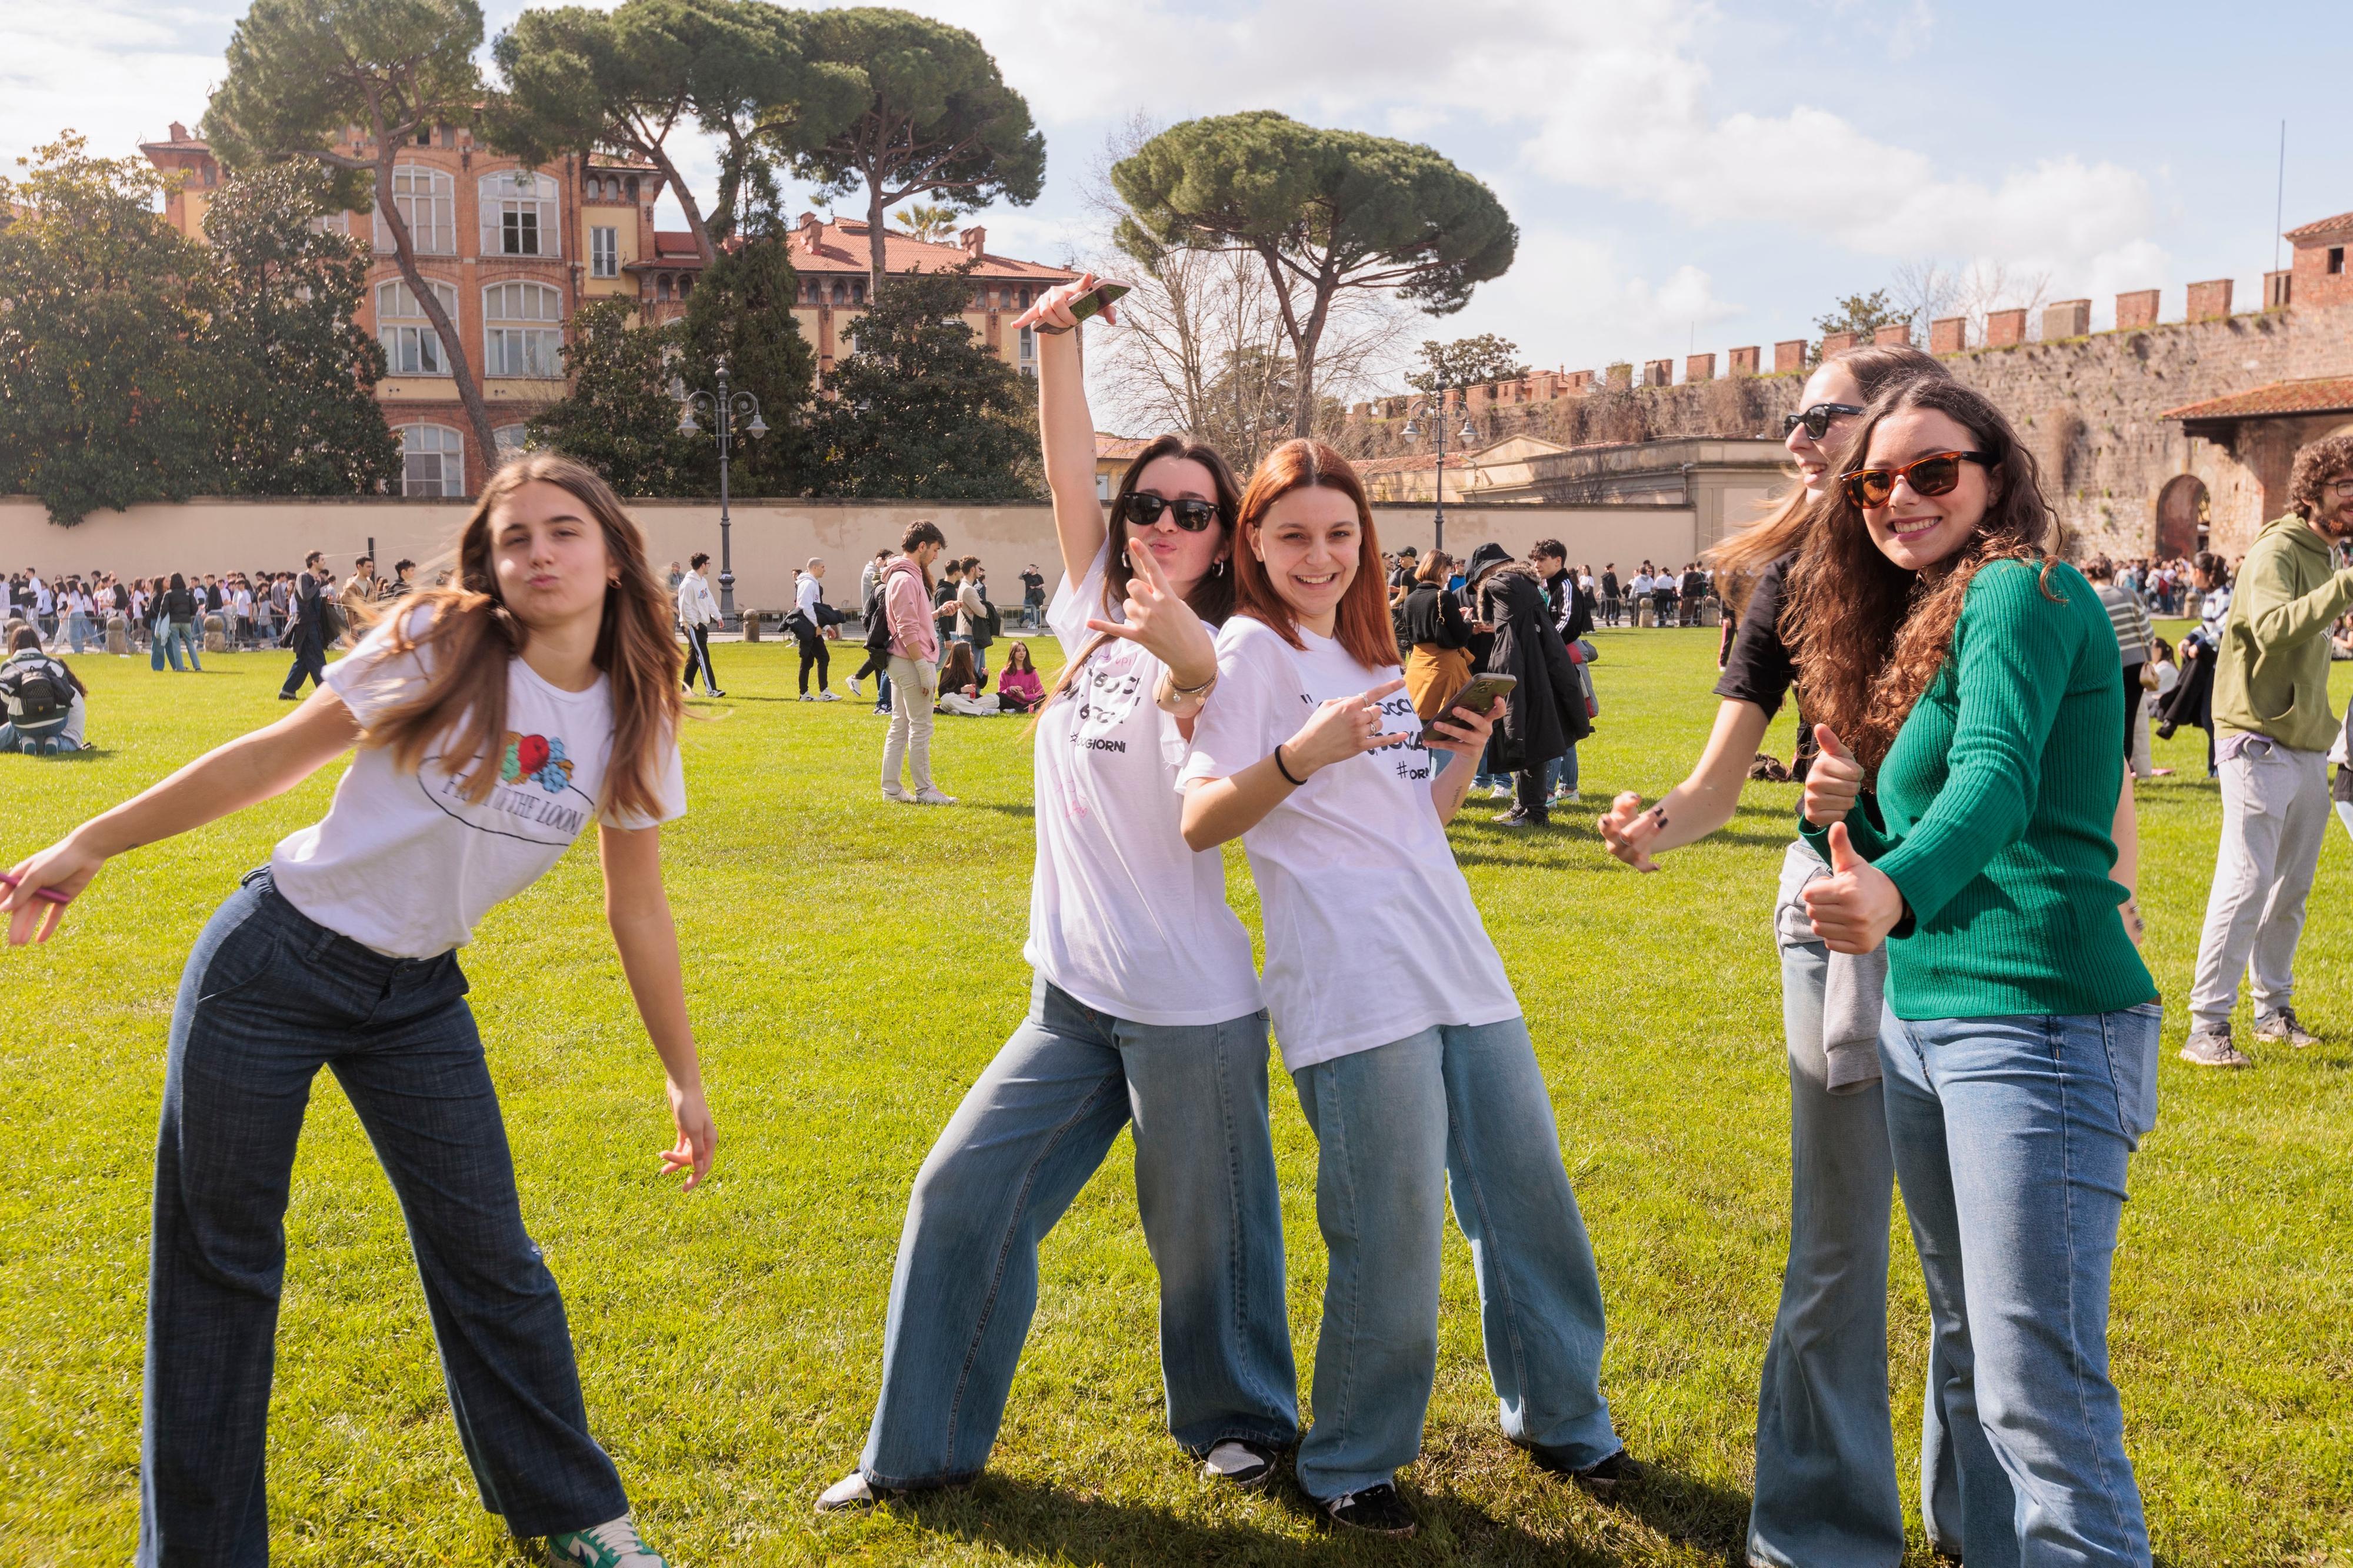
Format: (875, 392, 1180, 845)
(1114, 112, 1517, 438)
(206, 0, 499, 463)
(526, 299, 705, 495)
(766, 8, 1045, 296)
(0, 135, 219, 525)
(1406, 333, 1528, 395)
(678, 237, 819, 492)
(805, 266, 1036, 499)
(202, 164, 402, 496)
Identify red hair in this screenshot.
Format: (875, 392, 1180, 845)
(1231, 439, 1395, 670)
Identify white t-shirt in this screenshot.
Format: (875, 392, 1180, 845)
(1021, 548, 1262, 1027)
(1178, 616, 1519, 1070)
(271, 609, 687, 958)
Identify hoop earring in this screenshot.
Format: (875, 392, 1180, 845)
(1214, 559, 1226, 576)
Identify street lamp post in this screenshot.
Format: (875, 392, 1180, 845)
(1400, 385, 1481, 558)
(674, 358, 768, 624)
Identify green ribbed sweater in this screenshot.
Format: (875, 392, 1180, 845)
(1803, 560, 2156, 1021)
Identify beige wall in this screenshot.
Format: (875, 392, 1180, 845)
(0, 496, 1698, 611)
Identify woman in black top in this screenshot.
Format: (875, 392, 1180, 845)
(161, 573, 202, 674)
(1593, 345, 1984, 1568)
(1464, 543, 1586, 830)
(1398, 551, 1472, 722)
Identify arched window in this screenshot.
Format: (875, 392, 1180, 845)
(655, 273, 672, 302)
(374, 165, 455, 255)
(376, 278, 459, 376)
(677, 275, 694, 299)
(482, 281, 563, 377)
(395, 423, 464, 496)
(480, 169, 560, 257)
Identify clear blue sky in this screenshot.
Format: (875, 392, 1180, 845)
(8, 0, 2347, 395)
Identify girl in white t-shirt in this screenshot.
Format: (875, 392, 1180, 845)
(1178, 439, 1627, 1535)
(4, 455, 707, 1568)
(819, 275, 1297, 1513)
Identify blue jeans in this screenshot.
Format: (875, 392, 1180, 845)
(141, 872, 628, 1564)
(1289, 1017, 1617, 1500)
(1879, 1003, 2162, 1568)
(1539, 746, 1579, 798)
(163, 620, 202, 671)
(1751, 943, 1963, 1567)
(858, 978, 1296, 1487)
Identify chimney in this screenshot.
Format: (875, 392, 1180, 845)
(1985, 308, 2028, 348)
(1871, 323, 1911, 347)
(2042, 299, 2091, 339)
(959, 225, 986, 259)
(2114, 289, 2159, 331)
(1772, 339, 1807, 373)
(169, 121, 188, 142)
(1605, 363, 1633, 390)
(1818, 331, 1859, 357)
(795, 211, 822, 253)
(1641, 359, 1672, 388)
(2186, 278, 2233, 321)
(1929, 316, 1967, 355)
(1685, 352, 1715, 383)
(1727, 346, 1760, 376)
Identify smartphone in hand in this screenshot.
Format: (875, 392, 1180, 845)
(1418, 673, 1515, 746)
(1063, 280, 1130, 325)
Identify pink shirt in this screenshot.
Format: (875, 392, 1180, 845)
(883, 558, 938, 662)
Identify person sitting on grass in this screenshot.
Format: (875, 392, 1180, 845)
(0, 625, 89, 754)
(2, 454, 713, 1568)
(933, 642, 1004, 716)
(994, 639, 1046, 713)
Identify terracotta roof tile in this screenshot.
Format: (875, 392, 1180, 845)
(787, 216, 1076, 282)
(1095, 434, 1150, 460)
(1354, 453, 1442, 475)
(2283, 209, 2353, 243)
(2161, 376, 2353, 423)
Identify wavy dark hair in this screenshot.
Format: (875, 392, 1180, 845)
(1782, 378, 2059, 773)
(1708, 342, 1950, 615)
(2287, 432, 2353, 521)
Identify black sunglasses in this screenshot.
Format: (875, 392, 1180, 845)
(1841, 451, 1997, 509)
(1119, 492, 1220, 532)
(1782, 402, 1868, 439)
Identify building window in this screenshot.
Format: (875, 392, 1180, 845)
(482, 281, 564, 377)
(376, 278, 459, 376)
(1019, 325, 1035, 363)
(678, 275, 693, 299)
(415, 125, 433, 146)
(591, 226, 618, 278)
(656, 273, 672, 303)
(375, 165, 455, 255)
(493, 425, 531, 466)
(396, 423, 464, 496)
(2332, 246, 2347, 276)
(480, 170, 560, 258)
(1095, 472, 1111, 501)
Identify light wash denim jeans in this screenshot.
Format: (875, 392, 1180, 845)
(1288, 1017, 1617, 1501)
(858, 978, 1296, 1487)
(1750, 942, 1964, 1568)
(1879, 1002, 2162, 1568)
(2189, 738, 2330, 1035)
(164, 620, 202, 671)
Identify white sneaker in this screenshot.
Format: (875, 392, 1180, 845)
(914, 786, 958, 806)
(816, 691, 841, 702)
(845, 678, 863, 698)
(881, 785, 914, 803)
(799, 693, 814, 702)
(544, 1514, 670, 1567)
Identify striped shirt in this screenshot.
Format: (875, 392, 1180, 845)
(2093, 582, 2154, 665)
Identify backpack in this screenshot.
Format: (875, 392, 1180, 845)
(863, 582, 894, 656)
(1, 655, 73, 736)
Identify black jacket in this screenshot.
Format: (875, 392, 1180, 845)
(1399, 582, 1470, 649)
(1476, 565, 1587, 769)
(1544, 569, 1595, 643)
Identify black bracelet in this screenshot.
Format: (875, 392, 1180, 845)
(1272, 743, 1307, 787)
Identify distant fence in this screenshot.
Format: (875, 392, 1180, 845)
(0, 495, 1699, 610)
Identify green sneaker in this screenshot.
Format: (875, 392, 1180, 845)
(544, 1515, 671, 1567)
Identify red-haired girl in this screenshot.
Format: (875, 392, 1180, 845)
(5, 455, 711, 1568)
(1178, 439, 1627, 1536)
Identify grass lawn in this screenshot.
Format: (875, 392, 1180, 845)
(2, 625, 2348, 1567)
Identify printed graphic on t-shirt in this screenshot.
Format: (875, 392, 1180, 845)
(1294, 682, 1433, 784)
(1071, 647, 1148, 750)
(421, 730, 594, 842)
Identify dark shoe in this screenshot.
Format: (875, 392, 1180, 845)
(277, 692, 298, 700)
(1321, 1482, 1417, 1537)
(1201, 1438, 1278, 1490)
(1528, 1443, 1640, 1497)
(2254, 1007, 2321, 1049)
(1493, 806, 1548, 828)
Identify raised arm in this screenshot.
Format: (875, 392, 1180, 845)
(5, 688, 362, 945)
(1014, 275, 1115, 588)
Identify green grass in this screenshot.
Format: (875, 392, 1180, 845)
(2, 628, 2348, 1567)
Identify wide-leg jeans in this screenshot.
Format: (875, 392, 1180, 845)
(140, 871, 627, 1566)
(1879, 1003, 2161, 1568)
(1289, 1017, 1617, 1502)
(858, 978, 1297, 1487)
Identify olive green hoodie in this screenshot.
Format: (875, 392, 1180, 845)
(2212, 513, 2353, 753)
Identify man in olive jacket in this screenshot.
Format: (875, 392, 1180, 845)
(2184, 435, 2353, 1067)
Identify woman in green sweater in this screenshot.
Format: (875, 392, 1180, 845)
(1787, 378, 2160, 1567)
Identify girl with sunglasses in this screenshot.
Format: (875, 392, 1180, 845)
(819, 274, 1297, 1512)
(1791, 378, 2158, 1566)
(1180, 439, 1625, 1537)
(1596, 343, 1968, 1568)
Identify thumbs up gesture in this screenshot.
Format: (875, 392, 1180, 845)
(1802, 724, 1865, 828)
(1800, 822, 1905, 955)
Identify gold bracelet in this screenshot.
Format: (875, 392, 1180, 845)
(1163, 668, 1215, 698)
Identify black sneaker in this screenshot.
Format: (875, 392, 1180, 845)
(1322, 1482, 1418, 1536)
(1200, 1438, 1278, 1490)
(1527, 1443, 1640, 1497)
(1493, 806, 1549, 828)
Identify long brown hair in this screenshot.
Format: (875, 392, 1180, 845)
(1709, 342, 1951, 615)
(1782, 378, 2060, 772)
(1041, 433, 1244, 715)
(1232, 439, 1395, 670)
(362, 455, 684, 820)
